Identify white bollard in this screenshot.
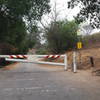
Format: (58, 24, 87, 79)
(64, 54, 67, 71)
(73, 51, 77, 73)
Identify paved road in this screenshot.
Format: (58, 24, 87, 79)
(0, 63, 100, 100)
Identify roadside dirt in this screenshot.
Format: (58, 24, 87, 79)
(40, 45, 100, 76)
(2, 63, 18, 70)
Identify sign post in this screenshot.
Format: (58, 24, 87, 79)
(72, 29, 83, 73)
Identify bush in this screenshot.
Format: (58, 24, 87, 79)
(82, 32, 100, 47)
(0, 43, 16, 67)
(0, 58, 11, 67)
(36, 48, 48, 54)
(0, 43, 17, 55)
(45, 20, 78, 53)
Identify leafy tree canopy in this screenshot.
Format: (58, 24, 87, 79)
(0, 0, 50, 20)
(68, 0, 100, 28)
(0, 0, 50, 54)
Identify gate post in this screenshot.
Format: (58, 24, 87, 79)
(64, 54, 67, 71)
(73, 51, 77, 73)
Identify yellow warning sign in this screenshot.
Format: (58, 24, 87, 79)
(77, 42, 82, 49)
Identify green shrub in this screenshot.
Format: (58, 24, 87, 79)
(36, 48, 48, 54)
(45, 20, 78, 53)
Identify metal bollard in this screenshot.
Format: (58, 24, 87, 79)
(64, 54, 67, 71)
(73, 51, 77, 73)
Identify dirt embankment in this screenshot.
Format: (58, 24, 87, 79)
(66, 44, 100, 76)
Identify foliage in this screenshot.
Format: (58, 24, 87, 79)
(45, 20, 78, 54)
(82, 32, 100, 47)
(27, 25, 40, 49)
(68, 0, 100, 28)
(0, 0, 50, 54)
(0, 43, 17, 54)
(36, 48, 48, 54)
(0, 58, 11, 67)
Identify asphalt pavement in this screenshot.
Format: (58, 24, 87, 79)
(0, 63, 100, 100)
